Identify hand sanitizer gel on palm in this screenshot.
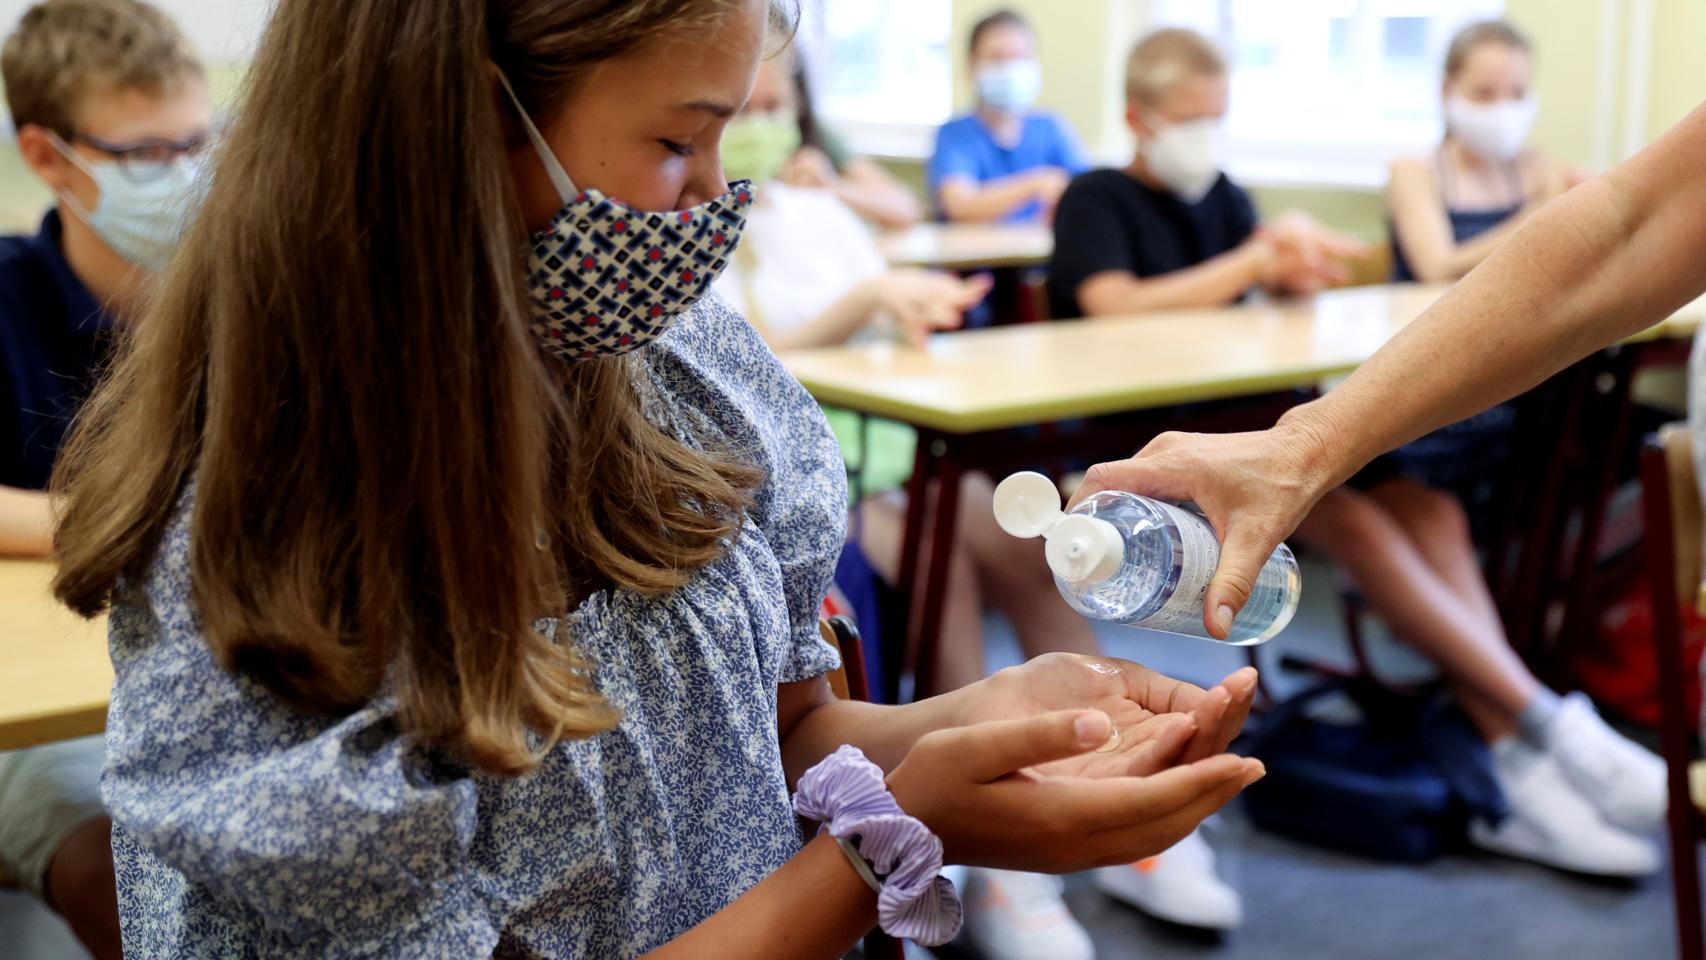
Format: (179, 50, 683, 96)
(993, 471, 1300, 645)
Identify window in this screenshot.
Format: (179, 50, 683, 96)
(1154, 0, 1506, 188)
(806, 0, 953, 157)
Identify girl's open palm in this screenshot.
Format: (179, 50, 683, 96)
(957, 654, 1259, 779)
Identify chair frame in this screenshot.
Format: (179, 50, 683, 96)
(821, 616, 904, 960)
(1640, 432, 1704, 960)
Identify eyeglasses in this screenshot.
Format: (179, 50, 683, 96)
(70, 131, 210, 184)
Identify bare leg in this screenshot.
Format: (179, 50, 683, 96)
(1295, 488, 1539, 741)
(1368, 479, 1507, 637)
(953, 473, 1100, 661)
(858, 491, 991, 693)
(44, 817, 120, 960)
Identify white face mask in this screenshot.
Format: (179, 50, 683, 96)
(1140, 114, 1223, 204)
(975, 59, 1042, 114)
(1444, 95, 1538, 163)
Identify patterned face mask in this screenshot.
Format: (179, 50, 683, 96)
(500, 72, 753, 361)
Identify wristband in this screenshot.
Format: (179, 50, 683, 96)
(794, 745, 963, 946)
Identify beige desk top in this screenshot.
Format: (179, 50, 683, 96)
(0, 560, 110, 750)
(875, 222, 1054, 271)
(780, 284, 1705, 434)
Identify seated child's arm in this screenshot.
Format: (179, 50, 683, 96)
(1387, 155, 1549, 283)
(0, 485, 54, 556)
(836, 156, 927, 230)
(937, 169, 1068, 224)
(761, 271, 991, 351)
(1076, 239, 1276, 316)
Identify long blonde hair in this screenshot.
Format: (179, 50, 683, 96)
(53, 0, 786, 775)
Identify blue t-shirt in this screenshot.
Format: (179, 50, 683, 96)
(927, 112, 1088, 223)
(0, 210, 112, 490)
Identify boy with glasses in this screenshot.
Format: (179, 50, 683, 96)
(0, 2, 210, 956)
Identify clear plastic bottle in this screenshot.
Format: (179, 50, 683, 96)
(992, 471, 1300, 645)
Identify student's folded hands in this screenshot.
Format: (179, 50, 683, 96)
(884, 655, 1264, 872)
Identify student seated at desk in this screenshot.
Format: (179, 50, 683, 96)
(1387, 21, 1580, 284)
(776, 55, 922, 229)
(0, 1, 211, 957)
(1052, 25, 1668, 910)
(929, 9, 1086, 225)
(717, 53, 1108, 960)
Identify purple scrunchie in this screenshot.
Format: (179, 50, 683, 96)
(794, 745, 963, 946)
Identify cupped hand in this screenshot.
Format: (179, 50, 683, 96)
(887, 708, 1265, 872)
(957, 653, 1258, 777)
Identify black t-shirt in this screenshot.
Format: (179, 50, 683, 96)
(1047, 168, 1259, 319)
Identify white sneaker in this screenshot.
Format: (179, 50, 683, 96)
(1546, 691, 1668, 833)
(1471, 736, 1659, 877)
(961, 869, 1095, 960)
(1094, 829, 1243, 930)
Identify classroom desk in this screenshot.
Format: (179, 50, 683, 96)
(874, 222, 1054, 272)
(782, 284, 1705, 700)
(0, 560, 109, 750)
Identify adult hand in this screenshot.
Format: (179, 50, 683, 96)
(1070, 414, 1336, 639)
(864, 270, 993, 348)
(957, 653, 1258, 775)
(886, 708, 1264, 872)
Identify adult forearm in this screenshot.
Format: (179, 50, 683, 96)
(1288, 109, 1706, 486)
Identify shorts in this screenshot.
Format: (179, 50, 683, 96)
(0, 735, 106, 894)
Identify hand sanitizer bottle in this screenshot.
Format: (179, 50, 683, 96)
(992, 471, 1300, 645)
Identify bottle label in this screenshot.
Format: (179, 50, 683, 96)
(1137, 501, 1222, 633)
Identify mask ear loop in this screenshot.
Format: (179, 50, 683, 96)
(43, 131, 102, 227)
(495, 69, 580, 204)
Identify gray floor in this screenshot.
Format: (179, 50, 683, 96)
(2, 558, 1690, 958)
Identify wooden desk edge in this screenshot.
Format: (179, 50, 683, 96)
(791, 309, 1700, 434)
(883, 253, 1050, 271)
(0, 704, 107, 751)
(795, 361, 1362, 434)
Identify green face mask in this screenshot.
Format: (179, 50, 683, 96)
(720, 111, 803, 186)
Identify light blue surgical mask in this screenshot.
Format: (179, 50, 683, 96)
(975, 59, 1042, 114)
(49, 132, 205, 271)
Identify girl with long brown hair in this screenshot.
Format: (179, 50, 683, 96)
(50, 0, 1263, 954)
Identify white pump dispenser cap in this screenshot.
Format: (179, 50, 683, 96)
(993, 472, 1125, 585)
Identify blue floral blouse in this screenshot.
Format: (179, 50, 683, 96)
(100, 295, 848, 958)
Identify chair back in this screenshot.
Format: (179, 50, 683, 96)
(1640, 426, 1705, 960)
(816, 616, 901, 960)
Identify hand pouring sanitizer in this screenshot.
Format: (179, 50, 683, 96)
(992, 471, 1300, 645)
